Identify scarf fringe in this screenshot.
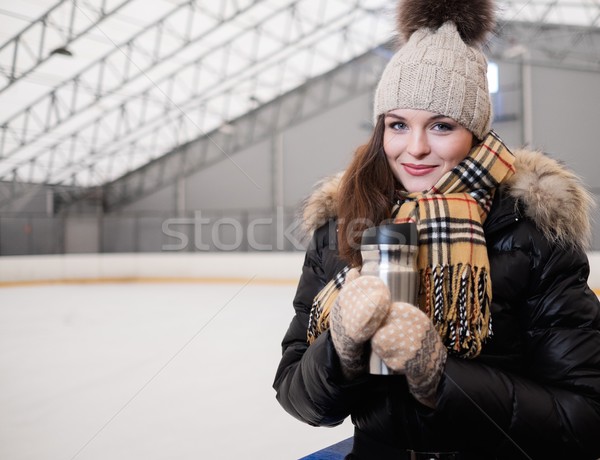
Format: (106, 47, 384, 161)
(307, 267, 348, 345)
(423, 264, 492, 358)
(307, 264, 493, 358)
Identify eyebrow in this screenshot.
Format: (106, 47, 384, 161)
(385, 113, 450, 121)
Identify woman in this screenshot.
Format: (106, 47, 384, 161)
(273, 1, 600, 459)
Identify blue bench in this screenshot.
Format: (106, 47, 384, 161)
(299, 437, 353, 460)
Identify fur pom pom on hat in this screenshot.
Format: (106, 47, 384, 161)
(373, 0, 496, 139)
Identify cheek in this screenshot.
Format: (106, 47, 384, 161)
(382, 133, 402, 159)
(446, 150, 468, 167)
(438, 138, 472, 165)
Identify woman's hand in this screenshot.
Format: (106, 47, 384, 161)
(371, 302, 447, 407)
(330, 268, 391, 378)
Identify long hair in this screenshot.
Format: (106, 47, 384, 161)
(337, 115, 399, 267)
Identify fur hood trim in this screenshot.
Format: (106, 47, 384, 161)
(301, 149, 594, 250)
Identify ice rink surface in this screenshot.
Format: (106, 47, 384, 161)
(0, 281, 352, 460)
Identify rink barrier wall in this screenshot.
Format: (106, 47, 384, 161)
(0, 252, 305, 287)
(0, 252, 599, 293)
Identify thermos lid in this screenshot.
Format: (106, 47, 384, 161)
(361, 223, 418, 246)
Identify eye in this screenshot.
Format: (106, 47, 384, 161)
(431, 122, 453, 132)
(388, 121, 407, 131)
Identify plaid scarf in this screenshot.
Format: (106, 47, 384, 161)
(307, 131, 515, 358)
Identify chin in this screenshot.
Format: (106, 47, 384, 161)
(401, 179, 436, 193)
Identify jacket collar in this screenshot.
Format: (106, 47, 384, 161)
(481, 186, 522, 236)
(301, 149, 594, 250)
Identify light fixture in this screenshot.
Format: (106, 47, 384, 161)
(50, 47, 73, 57)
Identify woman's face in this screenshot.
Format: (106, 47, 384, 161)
(383, 108, 475, 193)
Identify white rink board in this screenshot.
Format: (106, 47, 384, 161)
(0, 253, 307, 284)
(0, 251, 598, 288)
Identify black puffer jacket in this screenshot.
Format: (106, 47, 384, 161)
(273, 150, 600, 460)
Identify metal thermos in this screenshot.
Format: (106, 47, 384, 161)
(360, 222, 419, 375)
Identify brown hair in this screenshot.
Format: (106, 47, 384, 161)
(337, 115, 399, 267)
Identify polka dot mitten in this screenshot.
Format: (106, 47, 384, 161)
(330, 268, 391, 378)
(371, 302, 448, 408)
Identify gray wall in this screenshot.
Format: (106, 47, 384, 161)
(282, 93, 373, 207)
(531, 66, 600, 187)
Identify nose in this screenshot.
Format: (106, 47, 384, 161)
(407, 131, 431, 158)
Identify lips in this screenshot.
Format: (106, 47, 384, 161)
(402, 163, 438, 176)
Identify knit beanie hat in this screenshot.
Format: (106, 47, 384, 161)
(373, 0, 496, 139)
